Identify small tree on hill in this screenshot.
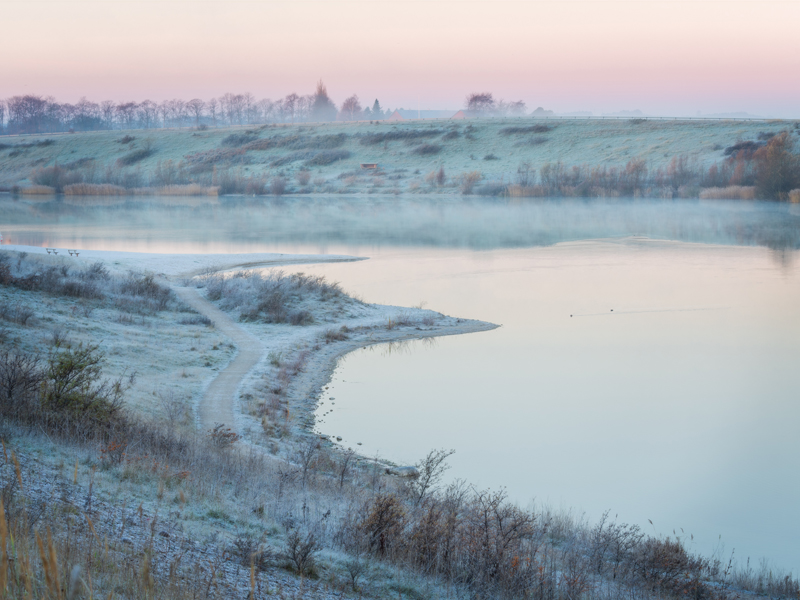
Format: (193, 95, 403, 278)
(372, 99, 383, 118)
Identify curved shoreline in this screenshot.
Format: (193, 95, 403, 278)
(286, 316, 499, 443)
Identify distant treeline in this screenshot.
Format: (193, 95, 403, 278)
(0, 88, 532, 136)
(0, 82, 389, 135)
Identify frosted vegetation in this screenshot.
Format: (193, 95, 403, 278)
(1, 249, 798, 598)
(203, 269, 353, 325)
(2, 115, 799, 201)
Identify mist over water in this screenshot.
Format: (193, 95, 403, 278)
(2, 195, 799, 572)
(3, 196, 800, 256)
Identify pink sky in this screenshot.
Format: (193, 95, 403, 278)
(4, 0, 800, 116)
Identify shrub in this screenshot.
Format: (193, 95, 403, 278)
(458, 171, 482, 194)
(221, 133, 258, 147)
(304, 149, 351, 166)
(499, 124, 552, 135)
(41, 343, 125, 426)
(483, 153, 498, 160)
(790, 189, 800, 203)
(476, 182, 507, 196)
(359, 129, 443, 146)
(270, 176, 287, 196)
(116, 147, 154, 167)
(178, 315, 213, 326)
(413, 144, 442, 156)
(116, 135, 135, 144)
(724, 140, 764, 158)
(30, 165, 82, 192)
(322, 327, 349, 342)
(288, 309, 313, 326)
(281, 529, 319, 575)
(0, 304, 35, 326)
(295, 170, 311, 186)
(753, 132, 800, 200)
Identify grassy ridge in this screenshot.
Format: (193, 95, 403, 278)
(1, 119, 798, 197)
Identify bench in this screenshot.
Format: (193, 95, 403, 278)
(68, 249, 80, 257)
(46, 248, 58, 255)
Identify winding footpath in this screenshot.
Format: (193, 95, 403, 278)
(171, 284, 263, 433)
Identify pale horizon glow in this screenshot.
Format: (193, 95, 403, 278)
(3, 0, 800, 117)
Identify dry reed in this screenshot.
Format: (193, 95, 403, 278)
(20, 185, 56, 195)
(699, 186, 757, 200)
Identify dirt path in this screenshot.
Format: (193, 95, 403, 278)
(171, 285, 264, 433)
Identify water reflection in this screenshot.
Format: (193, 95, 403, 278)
(2, 196, 799, 257)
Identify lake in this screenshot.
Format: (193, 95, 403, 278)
(2, 195, 799, 572)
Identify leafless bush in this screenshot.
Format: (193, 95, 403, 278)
(202, 270, 348, 324)
(270, 176, 286, 196)
(281, 529, 319, 575)
(208, 424, 240, 448)
(30, 165, 82, 192)
(458, 171, 482, 194)
(232, 532, 274, 571)
(295, 169, 311, 186)
(0, 303, 34, 325)
(322, 327, 349, 343)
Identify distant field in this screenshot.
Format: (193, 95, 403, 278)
(1, 118, 797, 196)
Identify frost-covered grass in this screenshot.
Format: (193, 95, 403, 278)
(1, 249, 798, 599)
(200, 269, 353, 324)
(0, 250, 230, 416)
(1, 118, 796, 196)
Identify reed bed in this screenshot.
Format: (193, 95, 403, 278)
(699, 186, 757, 200)
(20, 186, 56, 195)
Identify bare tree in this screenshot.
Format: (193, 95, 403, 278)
(138, 100, 157, 129)
(408, 448, 455, 506)
(186, 99, 205, 127)
(115, 101, 138, 129)
(281, 93, 299, 124)
(208, 97, 218, 127)
(339, 95, 363, 121)
(100, 100, 116, 129)
(158, 100, 170, 128)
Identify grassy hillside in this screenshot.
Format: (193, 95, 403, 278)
(1, 118, 798, 197)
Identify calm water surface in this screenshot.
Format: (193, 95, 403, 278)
(2, 195, 799, 571)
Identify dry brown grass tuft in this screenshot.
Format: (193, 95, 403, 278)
(699, 186, 756, 200)
(789, 189, 800, 203)
(20, 185, 56, 195)
(64, 183, 127, 195)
